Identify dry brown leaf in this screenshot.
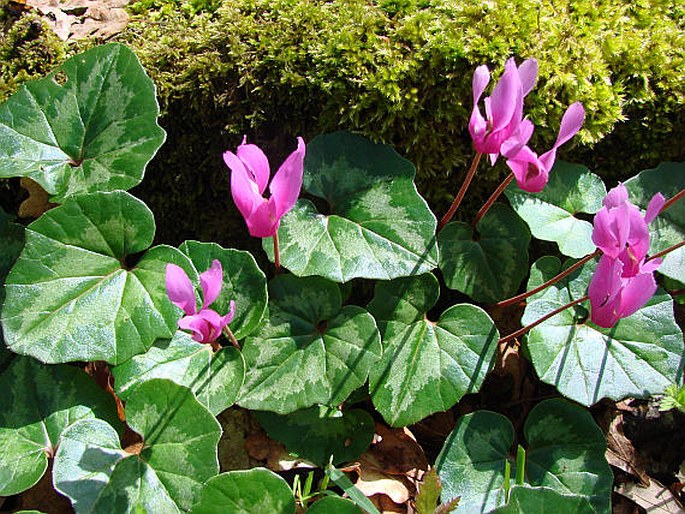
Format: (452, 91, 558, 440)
(356, 456, 411, 504)
(597, 405, 650, 486)
(616, 478, 685, 513)
(18, 177, 55, 218)
(369, 493, 406, 514)
(26, 0, 129, 40)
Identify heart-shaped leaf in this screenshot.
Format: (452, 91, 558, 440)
(0, 43, 165, 201)
(624, 162, 685, 282)
(1, 191, 190, 365)
(505, 162, 606, 258)
(522, 256, 683, 406)
(489, 486, 594, 513)
(438, 203, 531, 303)
(238, 274, 382, 414)
(307, 496, 365, 513)
(0, 356, 121, 496)
(189, 468, 295, 514)
(53, 379, 221, 514)
(263, 131, 439, 282)
(367, 274, 499, 426)
(112, 331, 245, 415)
(179, 240, 268, 340)
(256, 406, 374, 466)
(436, 399, 612, 513)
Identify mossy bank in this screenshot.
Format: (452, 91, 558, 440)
(2, 0, 683, 245)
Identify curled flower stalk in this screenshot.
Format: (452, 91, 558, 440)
(224, 136, 306, 270)
(166, 259, 236, 350)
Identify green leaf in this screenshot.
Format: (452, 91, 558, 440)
(179, 240, 268, 340)
(489, 486, 594, 513)
(523, 256, 684, 406)
(0, 356, 121, 496)
(53, 379, 221, 514)
(438, 203, 531, 303)
(189, 468, 295, 514)
(505, 162, 606, 258)
(238, 275, 382, 414)
(624, 162, 685, 282)
(368, 274, 498, 426)
(112, 331, 245, 415)
(1, 191, 189, 365)
(264, 131, 439, 282)
(435, 399, 611, 513)
(0, 43, 165, 201)
(307, 496, 364, 513)
(415, 468, 442, 514)
(256, 406, 374, 466)
(435, 410, 512, 512)
(325, 463, 381, 514)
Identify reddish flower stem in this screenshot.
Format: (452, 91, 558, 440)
(494, 250, 600, 309)
(222, 326, 241, 349)
(499, 295, 589, 344)
(647, 240, 685, 262)
(273, 232, 281, 271)
(438, 152, 483, 231)
(472, 172, 515, 229)
(660, 188, 685, 214)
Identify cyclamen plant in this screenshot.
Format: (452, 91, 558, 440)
(0, 43, 683, 514)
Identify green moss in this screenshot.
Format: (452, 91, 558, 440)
(1, 0, 683, 243)
(0, 12, 66, 102)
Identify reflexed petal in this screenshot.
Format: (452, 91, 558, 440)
(270, 137, 306, 218)
(200, 259, 223, 308)
(644, 192, 666, 224)
(166, 263, 197, 315)
(518, 58, 538, 96)
(221, 300, 236, 326)
(501, 119, 534, 158)
(236, 137, 271, 195)
(554, 102, 585, 147)
(603, 183, 629, 208)
(226, 150, 263, 221)
(589, 256, 623, 328)
(488, 63, 519, 130)
(617, 269, 658, 319)
(592, 206, 629, 259)
(472, 65, 490, 105)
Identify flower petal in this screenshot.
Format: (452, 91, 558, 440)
(221, 300, 236, 326)
(644, 192, 666, 224)
(616, 268, 658, 320)
(200, 259, 223, 309)
(488, 61, 520, 131)
(270, 136, 306, 218)
(517, 58, 538, 97)
(166, 263, 197, 315)
(236, 136, 271, 195)
(589, 256, 623, 328)
(178, 313, 211, 343)
(225, 150, 263, 221)
(245, 199, 280, 238)
(472, 65, 490, 105)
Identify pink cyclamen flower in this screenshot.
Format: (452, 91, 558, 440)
(588, 255, 661, 328)
(588, 184, 666, 328)
(469, 57, 538, 163)
(223, 136, 306, 238)
(165, 259, 236, 344)
(591, 183, 665, 275)
(501, 102, 585, 193)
